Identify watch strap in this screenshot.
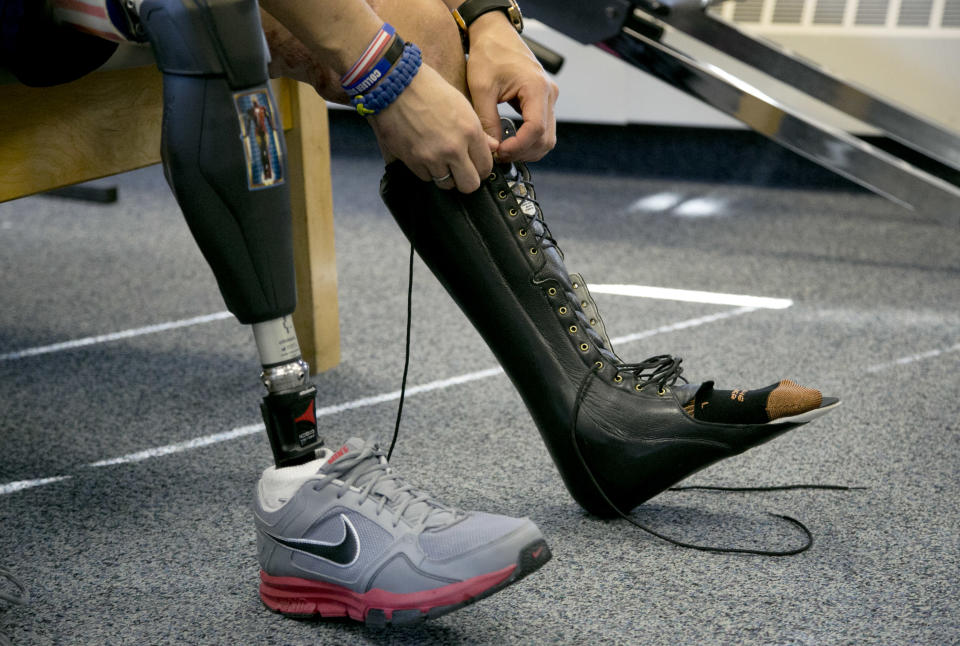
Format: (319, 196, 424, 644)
(453, 0, 521, 32)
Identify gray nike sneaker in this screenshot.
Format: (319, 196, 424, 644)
(253, 437, 551, 626)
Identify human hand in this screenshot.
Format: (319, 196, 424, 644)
(368, 64, 499, 193)
(465, 14, 559, 163)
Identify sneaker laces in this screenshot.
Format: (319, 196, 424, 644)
(317, 443, 463, 531)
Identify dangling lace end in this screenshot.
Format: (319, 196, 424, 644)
(1, 566, 28, 646)
(0, 567, 28, 605)
(670, 484, 869, 493)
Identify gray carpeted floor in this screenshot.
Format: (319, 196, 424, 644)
(1, 117, 958, 645)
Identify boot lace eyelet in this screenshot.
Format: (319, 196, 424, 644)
(508, 208, 518, 217)
(559, 306, 568, 315)
(488, 172, 497, 181)
(594, 361, 604, 370)
(569, 325, 578, 333)
(519, 228, 527, 238)
(658, 387, 667, 396)
(530, 247, 538, 255)
(498, 190, 508, 199)
(580, 343, 589, 352)
(548, 287, 557, 296)
(635, 384, 644, 392)
(581, 301, 588, 308)
(590, 318, 597, 325)
(572, 282, 580, 289)
(614, 375, 623, 383)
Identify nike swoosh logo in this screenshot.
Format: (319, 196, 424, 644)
(265, 514, 360, 567)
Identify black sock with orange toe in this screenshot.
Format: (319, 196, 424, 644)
(685, 380, 824, 424)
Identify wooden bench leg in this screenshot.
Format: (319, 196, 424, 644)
(280, 79, 341, 373)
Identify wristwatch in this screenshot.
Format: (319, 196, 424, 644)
(452, 0, 524, 35)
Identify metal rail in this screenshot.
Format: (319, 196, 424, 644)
(523, 0, 960, 220)
(639, 0, 960, 171)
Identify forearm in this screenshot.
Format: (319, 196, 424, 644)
(258, 0, 383, 75)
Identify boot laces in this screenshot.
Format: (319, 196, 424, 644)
(508, 166, 683, 396)
(615, 354, 687, 392)
(506, 164, 557, 252)
(316, 444, 463, 531)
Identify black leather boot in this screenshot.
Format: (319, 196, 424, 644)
(379, 122, 839, 517)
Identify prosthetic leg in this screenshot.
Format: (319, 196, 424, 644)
(126, 0, 322, 467)
(381, 119, 840, 517)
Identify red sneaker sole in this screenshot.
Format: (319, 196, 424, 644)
(259, 537, 551, 626)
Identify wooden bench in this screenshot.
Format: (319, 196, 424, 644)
(0, 66, 340, 372)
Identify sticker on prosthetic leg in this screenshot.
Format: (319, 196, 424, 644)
(261, 385, 321, 467)
(234, 89, 285, 190)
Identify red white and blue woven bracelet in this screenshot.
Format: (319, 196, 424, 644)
(341, 23, 399, 97)
(351, 43, 422, 117)
(343, 35, 405, 97)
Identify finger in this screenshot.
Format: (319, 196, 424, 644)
(409, 163, 436, 184)
(498, 88, 551, 162)
(448, 153, 481, 194)
(468, 128, 495, 181)
(471, 86, 504, 143)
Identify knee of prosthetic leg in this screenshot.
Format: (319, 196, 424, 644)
(138, 0, 297, 324)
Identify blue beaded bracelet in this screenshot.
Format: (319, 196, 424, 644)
(352, 43, 422, 117)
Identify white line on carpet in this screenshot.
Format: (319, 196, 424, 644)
(609, 306, 757, 345)
(0, 307, 755, 494)
(0, 283, 785, 364)
(865, 342, 960, 373)
(87, 424, 266, 467)
(84, 367, 511, 468)
(0, 285, 793, 361)
(0, 476, 73, 495)
(588, 284, 793, 310)
(0, 312, 234, 362)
